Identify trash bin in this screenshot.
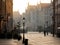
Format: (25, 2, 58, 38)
(24, 39, 28, 45)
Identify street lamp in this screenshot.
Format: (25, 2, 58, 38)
(22, 17, 25, 43)
(46, 21, 48, 35)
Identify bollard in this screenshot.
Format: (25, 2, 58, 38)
(24, 39, 28, 45)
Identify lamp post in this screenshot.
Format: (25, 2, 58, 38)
(46, 21, 48, 35)
(22, 17, 25, 43)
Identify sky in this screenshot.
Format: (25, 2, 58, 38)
(13, 0, 51, 14)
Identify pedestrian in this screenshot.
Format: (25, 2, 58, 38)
(47, 31, 48, 35)
(44, 30, 46, 36)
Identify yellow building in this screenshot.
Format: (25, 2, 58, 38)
(6, 0, 13, 32)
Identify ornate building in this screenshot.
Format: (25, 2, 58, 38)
(24, 3, 53, 32)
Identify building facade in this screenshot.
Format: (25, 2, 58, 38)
(0, 0, 4, 32)
(54, 0, 60, 35)
(0, 0, 13, 33)
(24, 3, 53, 32)
(6, 0, 13, 32)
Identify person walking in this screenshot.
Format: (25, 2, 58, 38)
(44, 30, 46, 36)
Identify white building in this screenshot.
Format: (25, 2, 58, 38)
(24, 3, 53, 31)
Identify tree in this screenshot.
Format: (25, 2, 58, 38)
(16, 22, 21, 33)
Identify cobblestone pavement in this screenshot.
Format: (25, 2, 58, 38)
(21, 32, 60, 45)
(0, 39, 23, 45)
(0, 32, 60, 45)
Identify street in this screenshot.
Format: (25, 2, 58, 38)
(21, 32, 60, 45)
(0, 32, 60, 45)
(0, 0, 60, 45)
(0, 39, 23, 45)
